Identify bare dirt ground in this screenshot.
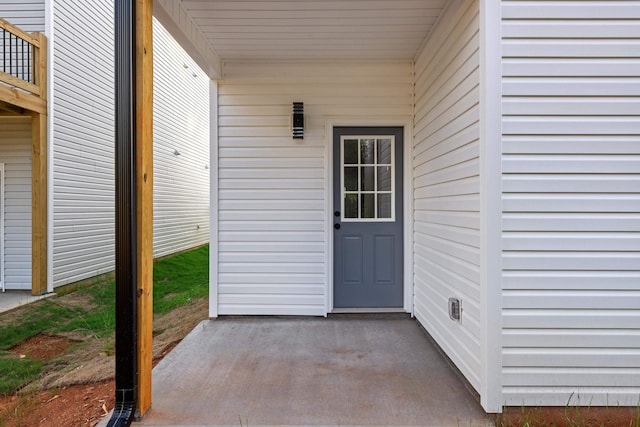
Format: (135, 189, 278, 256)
(0, 380, 114, 427)
(0, 297, 207, 427)
(496, 406, 639, 427)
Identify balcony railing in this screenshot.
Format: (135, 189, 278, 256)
(0, 17, 45, 98)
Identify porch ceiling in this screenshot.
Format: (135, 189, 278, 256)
(179, 0, 447, 61)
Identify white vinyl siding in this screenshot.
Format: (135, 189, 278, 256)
(217, 61, 413, 315)
(412, 0, 481, 392)
(0, 2, 43, 291)
(501, 1, 640, 406)
(51, 6, 210, 287)
(51, 0, 115, 287)
(153, 18, 210, 258)
(0, 0, 45, 32)
(0, 118, 32, 290)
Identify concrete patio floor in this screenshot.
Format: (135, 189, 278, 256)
(136, 315, 493, 427)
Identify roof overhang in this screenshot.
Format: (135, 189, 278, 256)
(153, 0, 449, 79)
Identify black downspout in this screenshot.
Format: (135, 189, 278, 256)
(108, 0, 137, 426)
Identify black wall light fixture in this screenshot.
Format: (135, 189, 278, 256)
(292, 102, 304, 140)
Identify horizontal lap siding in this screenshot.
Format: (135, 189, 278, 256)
(0, 3, 42, 290)
(0, 0, 44, 32)
(52, 0, 115, 286)
(218, 61, 412, 315)
(502, 1, 640, 406)
(412, 0, 481, 391)
(0, 119, 32, 290)
(153, 18, 209, 258)
(52, 8, 210, 287)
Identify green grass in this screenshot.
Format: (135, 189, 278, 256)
(0, 356, 43, 395)
(153, 245, 209, 314)
(0, 301, 80, 350)
(56, 278, 116, 338)
(0, 244, 209, 393)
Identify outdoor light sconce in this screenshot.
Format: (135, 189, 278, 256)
(292, 102, 304, 140)
(448, 297, 462, 322)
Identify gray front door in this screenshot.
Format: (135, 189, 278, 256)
(333, 127, 403, 308)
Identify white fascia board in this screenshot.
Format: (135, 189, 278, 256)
(153, 0, 222, 80)
(479, 0, 503, 413)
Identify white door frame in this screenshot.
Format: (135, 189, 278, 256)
(325, 118, 413, 315)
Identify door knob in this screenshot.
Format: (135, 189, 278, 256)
(334, 211, 340, 217)
(334, 223, 341, 230)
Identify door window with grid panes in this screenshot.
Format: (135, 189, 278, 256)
(341, 136, 395, 222)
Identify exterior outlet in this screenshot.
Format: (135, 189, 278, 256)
(448, 298, 461, 322)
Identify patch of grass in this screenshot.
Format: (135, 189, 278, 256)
(153, 245, 209, 314)
(56, 280, 116, 337)
(0, 244, 209, 392)
(102, 338, 115, 356)
(0, 356, 43, 395)
(0, 301, 80, 350)
(497, 406, 548, 427)
(53, 246, 209, 334)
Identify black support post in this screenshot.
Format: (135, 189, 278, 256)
(109, 0, 137, 425)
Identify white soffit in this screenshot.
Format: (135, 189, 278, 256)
(179, 0, 447, 60)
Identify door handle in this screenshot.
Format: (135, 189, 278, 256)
(334, 211, 340, 217)
(334, 223, 341, 230)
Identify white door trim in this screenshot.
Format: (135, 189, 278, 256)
(324, 118, 413, 315)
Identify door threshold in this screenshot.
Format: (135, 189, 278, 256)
(332, 307, 406, 314)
